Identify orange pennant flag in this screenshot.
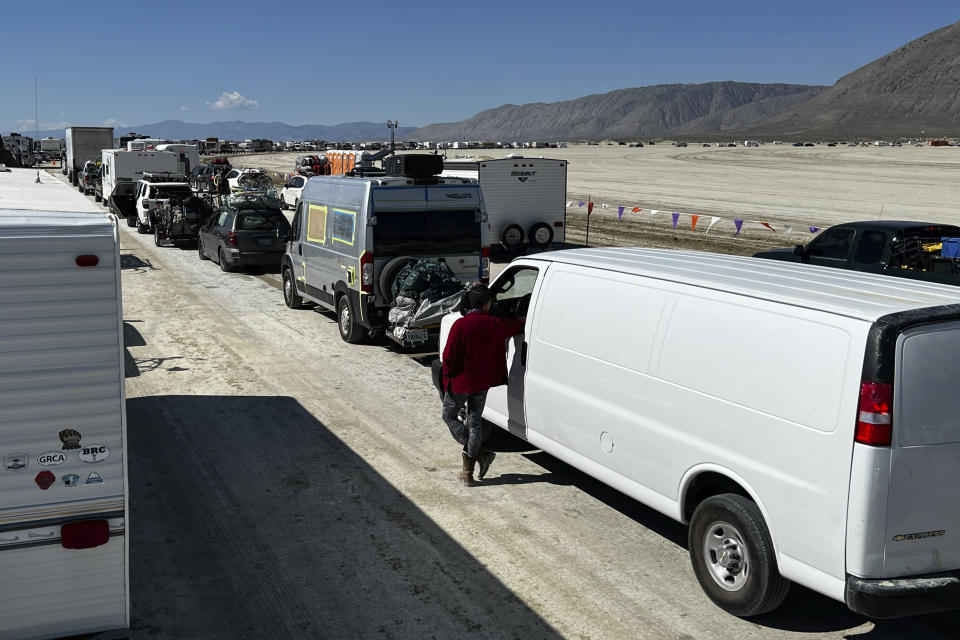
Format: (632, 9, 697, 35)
(587, 201, 594, 214)
(632, 207, 641, 213)
(690, 215, 700, 232)
(760, 221, 776, 232)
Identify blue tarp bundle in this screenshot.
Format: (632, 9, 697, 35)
(941, 238, 960, 259)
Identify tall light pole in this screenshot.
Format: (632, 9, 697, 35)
(35, 76, 40, 183)
(387, 119, 398, 154)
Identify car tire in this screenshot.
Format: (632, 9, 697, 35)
(136, 220, 149, 234)
(94, 192, 101, 202)
(198, 238, 208, 260)
(218, 248, 235, 273)
(154, 226, 164, 247)
(528, 222, 554, 248)
(378, 256, 418, 300)
(337, 295, 364, 344)
(499, 223, 524, 251)
(688, 493, 789, 617)
(283, 267, 304, 309)
(126, 214, 136, 228)
(280, 195, 287, 210)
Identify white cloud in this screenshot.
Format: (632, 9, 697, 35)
(206, 91, 258, 110)
(102, 118, 127, 128)
(13, 118, 71, 130)
(179, 106, 190, 111)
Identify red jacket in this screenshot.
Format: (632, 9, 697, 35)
(442, 311, 525, 395)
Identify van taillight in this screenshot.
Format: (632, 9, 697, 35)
(75, 255, 99, 267)
(855, 381, 892, 446)
(227, 231, 238, 246)
(360, 252, 374, 293)
(480, 247, 490, 284)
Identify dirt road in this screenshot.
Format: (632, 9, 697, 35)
(54, 173, 960, 639)
(237, 144, 960, 257)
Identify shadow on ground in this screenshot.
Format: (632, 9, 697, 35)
(86, 395, 561, 640)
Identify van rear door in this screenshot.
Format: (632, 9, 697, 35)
(885, 322, 960, 576)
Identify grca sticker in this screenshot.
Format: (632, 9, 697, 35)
(3, 453, 29, 471)
(893, 530, 946, 542)
(85, 471, 104, 485)
(79, 445, 109, 464)
(59, 429, 82, 450)
(35, 471, 55, 490)
(62, 474, 80, 487)
(37, 451, 67, 466)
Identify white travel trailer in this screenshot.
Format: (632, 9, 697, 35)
(441, 156, 567, 250)
(440, 248, 960, 619)
(101, 148, 179, 201)
(154, 143, 199, 176)
(0, 169, 129, 639)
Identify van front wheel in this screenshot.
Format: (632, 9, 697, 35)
(337, 295, 364, 344)
(688, 493, 789, 617)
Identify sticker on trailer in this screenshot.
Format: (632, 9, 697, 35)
(59, 429, 82, 450)
(79, 445, 109, 463)
(37, 451, 67, 466)
(62, 474, 80, 487)
(35, 471, 55, 490)
(85, 471, 104, 485)
(3, 453, 29, 471)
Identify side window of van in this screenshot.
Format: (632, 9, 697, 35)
(492, 266, 539, 317)
(332, 209, 356, 246)
(307, 204, 327, 244)
(290, 207, 302, 242)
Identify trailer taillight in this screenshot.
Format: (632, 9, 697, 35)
(61, 519, 109, 549)
(76, 255, 99, 267)
(855, 380, 892, 446)
(554, 221, 564, 228)
(227, 231, 238, 246)
(360, 251, 374, 293)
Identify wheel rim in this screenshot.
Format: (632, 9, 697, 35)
(534, 227, 551, 244)
(339, 302, 350, 335)
(283, 273, 292, 304)
(703, 520, 749, 591)
(504, 228, 522, 245)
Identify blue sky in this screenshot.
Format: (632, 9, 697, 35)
(1, 0, 957, 132)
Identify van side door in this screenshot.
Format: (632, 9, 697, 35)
(483, 263, 545, 438)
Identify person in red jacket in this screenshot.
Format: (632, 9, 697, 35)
(442, 285, 525, 485)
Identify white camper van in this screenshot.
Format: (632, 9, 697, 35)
(154, 143, 199, 177)
(441, 156, 566, 250)
(101, 149, 179, 203)
(0, 178, 129, 638)
(439, 248, 960, 619)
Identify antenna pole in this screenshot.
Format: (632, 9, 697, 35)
(35, 76, 40, 183)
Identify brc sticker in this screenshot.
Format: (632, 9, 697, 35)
(79, 445, 110, 464)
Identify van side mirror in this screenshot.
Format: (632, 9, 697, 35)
(793, 244, 806, 257)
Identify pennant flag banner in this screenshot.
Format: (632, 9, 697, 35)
(734, 219, 744, 237)
(810, 226, 820, 233)
(706, 216, 722, 235)
(671, 212, 680, 228)
(690, 214, 700, 232)
(618, 206, 625, 220)
(578, 201, 585, 208)
(566, 201, 573, 208)
(650, 209, 659, 216)
(760, 221, 776, 232)
(783, 226, 793, 236)
(587, 202, 594, 214)
(632, 207, 641, 213)
(602, 203, 609, 210)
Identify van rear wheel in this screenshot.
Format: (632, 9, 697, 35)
(688, 493, 789, 617)
(337, 295, 364, 344)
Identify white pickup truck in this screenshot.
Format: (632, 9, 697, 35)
(133, 174, 193, 234)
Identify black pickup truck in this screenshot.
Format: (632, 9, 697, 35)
(753, 220, 960, 286)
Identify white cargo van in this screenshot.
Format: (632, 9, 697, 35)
(439, 247, 960, 619)
(0, 206, 129, 638)
(441, 156, 566, 250)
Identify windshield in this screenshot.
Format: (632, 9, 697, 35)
(373, 210, 480, 255)
(237, 211, 288, 231)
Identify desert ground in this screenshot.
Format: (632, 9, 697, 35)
(239, 143, 960, 255)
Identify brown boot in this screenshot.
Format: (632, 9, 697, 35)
(457, 451, 477, 486)
(477, 448, 496, 480)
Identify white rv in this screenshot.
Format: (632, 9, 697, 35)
(154, 143, 199, 177)
(441, 156, 567, 250)
(0, 169, 129, 638)
(101, 149, 179, 201)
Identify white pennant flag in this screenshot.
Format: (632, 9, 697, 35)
(705, 216, 722, 235)
(650, 209, 659, 215)
(783, 226, 793, 236)
(566, 201, 573, 208)
(601, 203, 609, 210)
